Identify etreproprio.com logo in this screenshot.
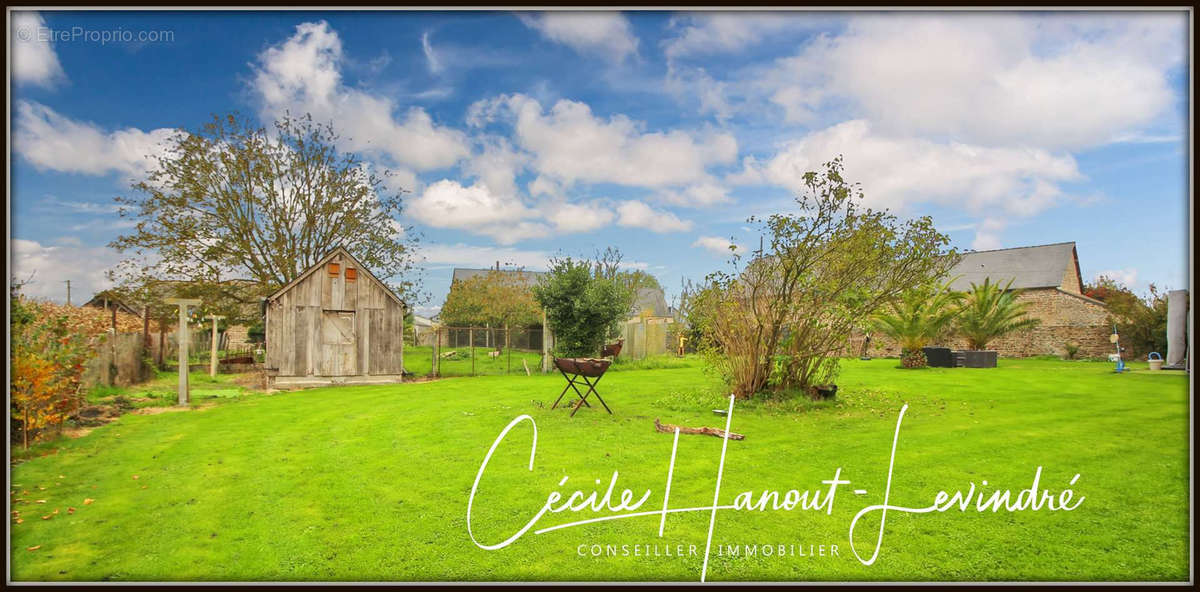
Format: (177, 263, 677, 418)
(16, 25, 175, 45)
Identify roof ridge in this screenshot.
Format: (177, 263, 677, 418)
(960, 241, 1076, 255)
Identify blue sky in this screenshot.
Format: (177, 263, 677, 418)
(9, 10, 1191, 316)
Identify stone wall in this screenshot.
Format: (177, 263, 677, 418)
(851, 288, 1113, 359)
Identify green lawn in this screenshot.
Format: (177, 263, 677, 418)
(9, 358, 1190, 582)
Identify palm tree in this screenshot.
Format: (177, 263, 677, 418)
(873, 282, 963, 368)
(956, 278, 1042, 350)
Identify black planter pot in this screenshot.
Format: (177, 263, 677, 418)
(957, 350, 998, 368)
(922, 347, 955, 368)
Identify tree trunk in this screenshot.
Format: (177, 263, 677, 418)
(654, 418, 744, 440)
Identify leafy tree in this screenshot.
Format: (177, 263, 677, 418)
(589, 246, 658, 315)
(956, 278, 1042, 350)
(872, 281, 964, 368)
(533, 257, 629, 358)
(1083, 276, 1168, 357)
(695, 156, 957, 399)
(110, 112, 421, 309)
(440, 269, 542, 349)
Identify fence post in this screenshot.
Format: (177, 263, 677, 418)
(470, 327, 475, 376)
(208, 315, 225, 377)
(432, 327, 440, 377)
(541, 310, 550, 373)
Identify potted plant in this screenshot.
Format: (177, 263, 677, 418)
(872, 281, 963, 368)
(955, 278, 1041, 367)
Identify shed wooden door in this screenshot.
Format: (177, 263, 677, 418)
(321, 310, 358, 376)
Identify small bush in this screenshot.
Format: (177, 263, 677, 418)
(1064, 342, 1081, 360)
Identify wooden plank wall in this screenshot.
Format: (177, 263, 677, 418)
(266, 251, 404, 378)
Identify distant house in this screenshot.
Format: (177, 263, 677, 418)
(629, 286, 671, 319)
(861, 241, 1112, 358)
(83, 290, 143, 317)
(264, 247, 406, 388)
(448, 266, 547, 286)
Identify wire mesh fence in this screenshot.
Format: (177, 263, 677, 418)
(157, 328, 265, 367)
(406, 326, 548, 377)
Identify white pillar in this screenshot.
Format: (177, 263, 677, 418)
(166, 298, 201, 406)
(208, 315, 225, 377)
(1166, 289, 1189, 367)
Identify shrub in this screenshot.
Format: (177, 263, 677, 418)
(1064, 342, 1081, 360)
(872, 281, 963, 368)
(694, 157, 957, 398)
(533, 257, 629, 358)
(956, 278, 1041, 350)
(10, 295, 93, 448)
(1083, 276, 1168, 358)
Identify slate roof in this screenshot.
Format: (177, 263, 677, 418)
(946, 242, 1080, 292)
(630, 287, 670, 318)
(450, 268, 546, 288)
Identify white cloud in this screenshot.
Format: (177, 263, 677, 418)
(545, 201, 615, 233)
(521, 12, 639, 62)
(663, 12, 823, 60)
(765, 12, 1185, 149)
(1095, 268, 1139, 287)
(11, 239, 123, 303)
(740, 120, 1082, 218)
(252, 21, 469, 171)
(419, 242, 551, 271)
(472, 94, 737, 190)
(421, 31, 442, 74)
(36, 195, 123, 214)
(14, 101, 173, 177)
(616, 201, 692, 233)
(692, 235, 743, 257)
(462, 137, 527, 198)
(408, 179, 545, 244)
(664, 64, 736, 122)
(658, 181, 730, 207)
(11, 12, 67, 89)
(971, 218, 1007, 251)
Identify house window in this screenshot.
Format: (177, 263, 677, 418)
(345, 267, 357, 281)
(328, 263, 340, 277)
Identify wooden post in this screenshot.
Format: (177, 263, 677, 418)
(506, 324, 511, 375)
(469, 327, 475, 376)
(207, 315, 225, 377)
(541, 310, 550, 373)
(432, 328, 439, 377)
(165, 298, 201, 406)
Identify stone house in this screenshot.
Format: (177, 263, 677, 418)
(857, 242, 1113, 358)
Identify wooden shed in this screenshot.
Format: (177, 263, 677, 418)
(264, 247, 405, 387)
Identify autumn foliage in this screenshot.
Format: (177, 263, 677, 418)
(10, 296, 95, 448)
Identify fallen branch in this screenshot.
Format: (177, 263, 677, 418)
(654, 418, 745, 440)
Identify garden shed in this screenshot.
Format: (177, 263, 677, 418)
(264, 247, 405, 388)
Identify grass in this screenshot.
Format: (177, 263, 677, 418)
(9, 358, 1189, 582)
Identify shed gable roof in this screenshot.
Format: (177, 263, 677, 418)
(266, 247, 404, 307)
(946, 242, 1080, 291)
